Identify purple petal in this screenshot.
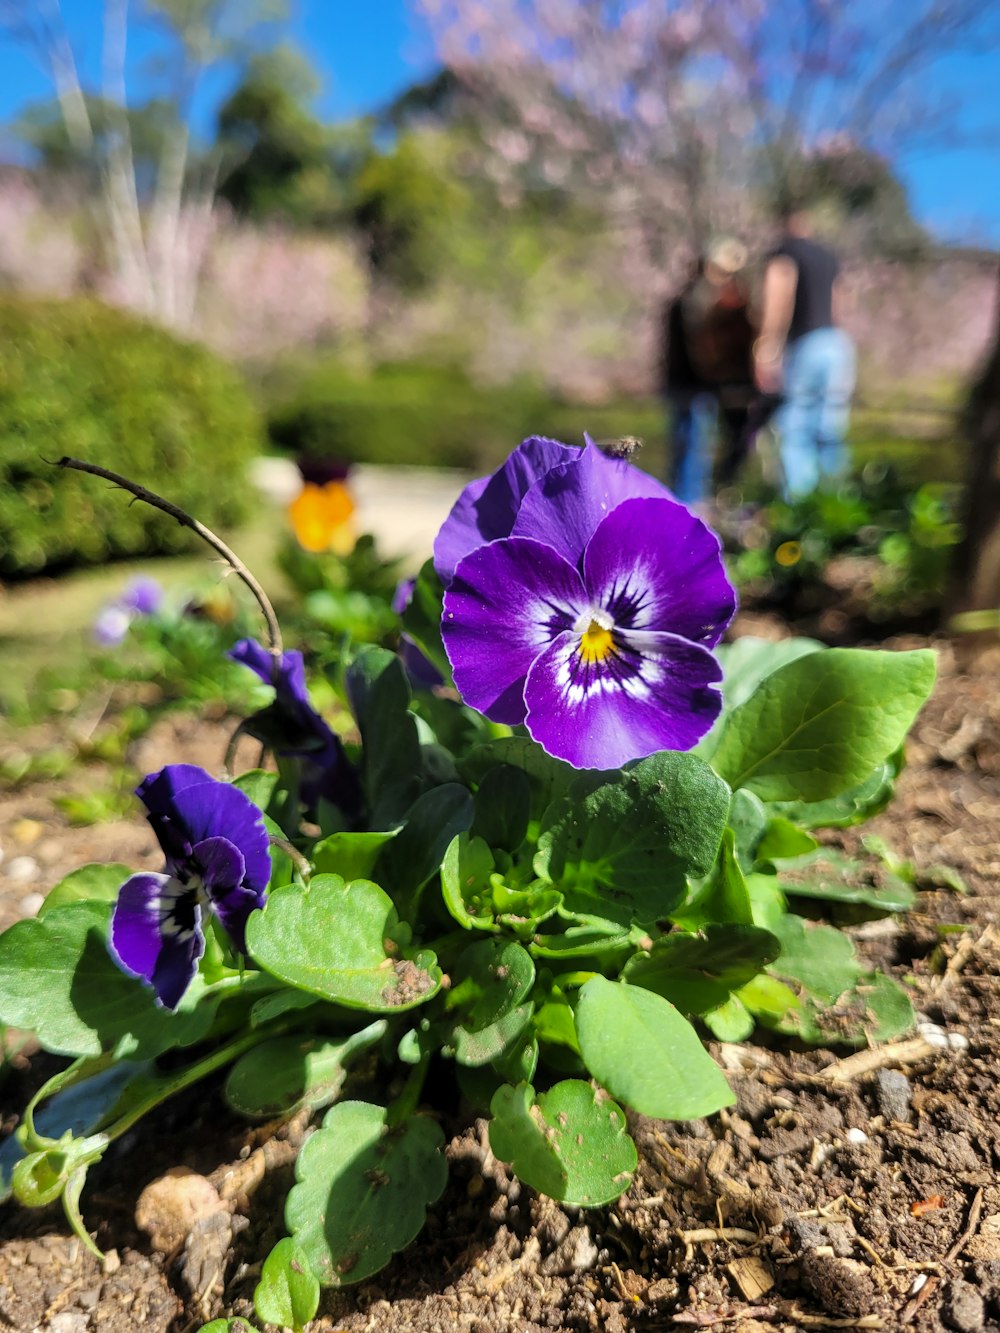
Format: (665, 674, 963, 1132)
(583, 498, 736, 648)
(228, 638, 280, 687)
(193, 835, 247, 896)
(207, 881, 264, 955)
(433, 436, 576, 583)
(392, 578, 416, 616)
(512, 441, 672, 569)
(442, 537, 586, 724)
(523, 627, 723, 769)
(93, 605, 132, 646)
(136, 764, 215, 813)
(109, 872, 205, 1010)
(168, 781, 272, 896)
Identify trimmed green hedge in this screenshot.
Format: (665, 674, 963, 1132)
(0, 298, 264, 577)
(266, 358, 665, 473)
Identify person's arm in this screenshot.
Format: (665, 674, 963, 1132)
(753, 255, 797, 392)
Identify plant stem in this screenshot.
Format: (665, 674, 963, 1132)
(55, 456, 283, 656)
(386, 1053, 429, 1128)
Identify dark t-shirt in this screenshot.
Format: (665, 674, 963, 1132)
(769, 235, 839, 343)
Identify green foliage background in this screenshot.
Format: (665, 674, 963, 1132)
(0, 298, 264, 577)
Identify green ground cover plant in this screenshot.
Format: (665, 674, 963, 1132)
(0, 440, 936, 1327)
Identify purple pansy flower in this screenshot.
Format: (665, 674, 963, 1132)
(121, 576, 163, 616)
(439, 439, 736, 770)
(228, 639, 361, 819)
(109, 764, 270, 1009)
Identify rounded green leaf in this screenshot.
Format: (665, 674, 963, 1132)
(254, 1238, 319, 1331)
(246, 875, 442, 1012)
(224, 1022, 387, 1118)
(489, 1079, 636, 1206)
(0, 902, 220, 1059)
(711, 648, 936, 802)
(38, 864, 131, 918)
(622, 924, 780, 1014)
(534, 752, 731, 926)
(575, 977, 734, 1120)
(447, 939, 535, 1067)
(286, 1100, 447, 1286)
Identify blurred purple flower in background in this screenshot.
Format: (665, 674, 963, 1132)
(392, 578, 444, 689)
(92, 575, 164, 647)
(109, 764, 270, 1009)
(438, 438, 736, 769)
(228, 638, 361, 819)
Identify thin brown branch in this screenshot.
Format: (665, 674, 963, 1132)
(55, 456, 282, 655)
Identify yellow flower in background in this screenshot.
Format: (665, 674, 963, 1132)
(289, 480, 357, 555)
(775, 540, 802, 568)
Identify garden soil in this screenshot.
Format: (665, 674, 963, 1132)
(0, 628, 998, 1333)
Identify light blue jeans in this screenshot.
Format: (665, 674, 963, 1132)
(668, 390, 718, 506)
(777, 328, 857, 500)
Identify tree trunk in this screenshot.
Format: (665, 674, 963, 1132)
(949, 263, 1000, 635)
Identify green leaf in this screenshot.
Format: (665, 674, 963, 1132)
(224, 1023, 387, 1118)
(777, 848, 917, 914)
(534, 752, 731, 926)
(247, 876, 442, 1011)
(472, 765, 532, 853)
(489, 1080, 636, 1206)
(575, 977, 734, 1120)
(254, 1238, 319, 1332)
(768, 750, 904, 830)
(674, 828, 754, 929)
(345, 646, 422, 827)
(194, 1320, 256, 1332)
(719, 636, 826, 706)
(726, 789, 769, 870)
(622, 925, 780, 1015)
(286, 1100, 447, 1285)
(441, 834, 498, 931)
(38, 864, 131, 918)
(231, 768, 279, 816)
(755, 819, 819, 864)
(312, 829, 398, 882)
(447, 940, 535, 1067)
(702, 995, 754, 1042)
(768, 914, 861, 1003)
(460, 736, 576, 820)
(0, 902, 222, 1059)
(376, 783, 474, 913)
(711, 648, 936, 802)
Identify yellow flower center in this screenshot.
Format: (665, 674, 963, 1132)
(579, 619, 616, 664)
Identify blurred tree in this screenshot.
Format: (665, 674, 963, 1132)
(215, 44, 339, 224)
(416, 0, 1000, 255)
(352, 131, 470, 290)
(0, 0, 290, 325)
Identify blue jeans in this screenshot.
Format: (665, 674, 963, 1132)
(777, 328, 857, 500)
(668, 390, 717, 506)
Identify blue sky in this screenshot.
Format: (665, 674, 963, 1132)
(0, 0, 998, 245)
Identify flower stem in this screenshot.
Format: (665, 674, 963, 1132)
(55, 456, 282, 656)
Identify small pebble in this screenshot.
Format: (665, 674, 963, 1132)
(845, 1127, 868, 1145)
(5, 855, 40, 884)
(947, 1032, 970, 1052)
(875, 1069, 912, 1123)
(18, 891, 44, 918)
(944, 1277, 986, 1331)
(917, 1021, 949, 1050)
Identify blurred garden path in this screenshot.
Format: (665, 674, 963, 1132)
(250, 458, 470, 566)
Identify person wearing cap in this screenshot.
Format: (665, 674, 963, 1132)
(753, 206, 856, 499)
(660, 238, 755, 507)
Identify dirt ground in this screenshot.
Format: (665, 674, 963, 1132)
(0, 628, 998, 1333)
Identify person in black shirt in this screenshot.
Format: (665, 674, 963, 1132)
(661, 239, 754, 506)
(753, 208, 856, 498)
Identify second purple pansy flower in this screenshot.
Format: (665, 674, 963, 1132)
(437, 438, 736, 770)
(109, 764, 270, 1009)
